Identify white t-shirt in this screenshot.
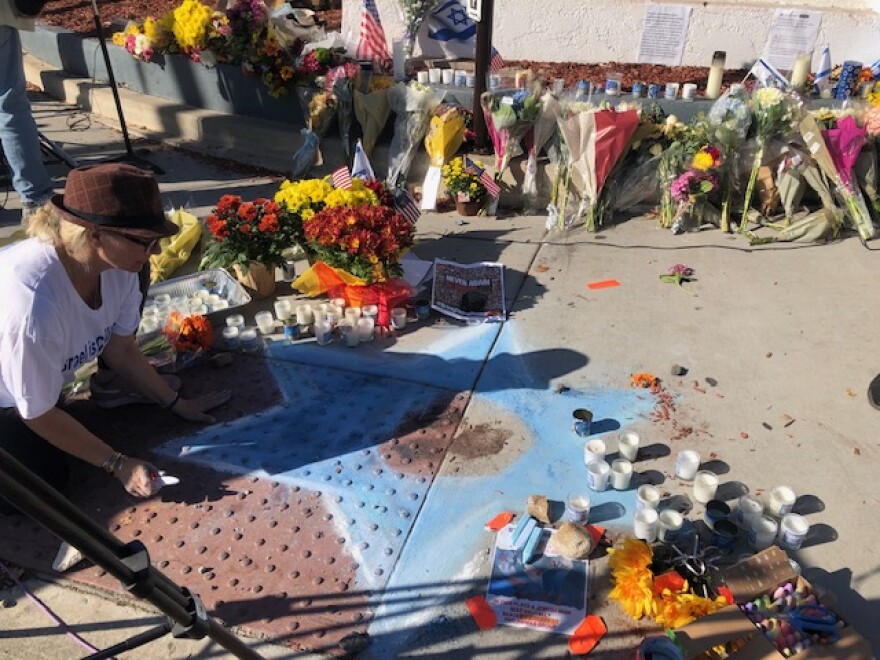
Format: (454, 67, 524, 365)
(0, 239, 141, 419)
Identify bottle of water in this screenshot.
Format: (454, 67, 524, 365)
(575, 80, 590, 101)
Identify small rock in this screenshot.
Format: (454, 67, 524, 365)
(671, 364, 688, 376)
(339, 631, 371, 655)
(547, 522, 593, 559)
(209, 352, 234, 368)
(553, 383, 571, 394)
(2, 599, 16, 609)
(762, 422, 772, 430)
(526, 494, 552, 524)
(705, 377, 718, 387)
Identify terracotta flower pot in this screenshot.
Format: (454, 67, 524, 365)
(233, 262, 277, 300)
(455, 199, 483, 216)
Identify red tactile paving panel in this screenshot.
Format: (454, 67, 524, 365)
(0, 354, 469, 654)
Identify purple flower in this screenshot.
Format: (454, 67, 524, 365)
(668, 263, 694, 277)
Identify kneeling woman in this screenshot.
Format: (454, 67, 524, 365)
(0, 163, 230, 499)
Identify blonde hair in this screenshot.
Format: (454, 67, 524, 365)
(27, 205, 90, 253)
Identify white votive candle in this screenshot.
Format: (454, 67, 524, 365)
(636, 484, 660, 511)
(362, 304, 379, 320)
(226, 314, 245, 329)
(442, 69, 454, 85)
(222, 325, 240, 349)
(586, 460, 610, 492)
(274, 299, 292, 321)
(583, 439, 606, 465)
(357, 316, 375, 342)
(417, 71, 429, 84)
(675, 450, 701, 481)
(618, 431, 640, 461)
(296, 305, 314, 326)
(428, 68, 441, 84)
(255, 311, 275, 335)
(391, 307, 407, 330)
(610, 459, 633, 490)
(693, 470, 719, 504)
(634, 508, 659, 542)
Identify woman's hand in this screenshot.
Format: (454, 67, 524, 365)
(171, 390, 232, 423)
(115, 458, 160, 498)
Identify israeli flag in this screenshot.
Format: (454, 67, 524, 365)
(351, 140, 375, 181)
(814, 45, 832, 94)
(749, 58, 789, 89)
(426, 0, 478, 59)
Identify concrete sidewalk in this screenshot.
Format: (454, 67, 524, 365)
(1, 74, 879, 660)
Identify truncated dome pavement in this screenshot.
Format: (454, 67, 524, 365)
(0, 322, 666, 655)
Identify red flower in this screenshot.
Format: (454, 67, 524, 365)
(258, 213, 279, 233)
(238, 202, 257, 221)
(240, 223, 252, 233)
(216, 194, 240, 213)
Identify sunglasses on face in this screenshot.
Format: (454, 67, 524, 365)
(101, 231, 160, 252)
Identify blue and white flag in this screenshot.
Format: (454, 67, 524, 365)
(749, 58, 789, 89)
(351, 140, 375, 181)
(871, 58, 880, 79)
(814, 45, 832, 94)
(426, 0, 504, 71)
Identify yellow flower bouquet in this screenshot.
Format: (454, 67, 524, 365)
(442, 156, 488, 204)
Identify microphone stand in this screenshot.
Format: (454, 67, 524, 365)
(88, 0, 164, 174)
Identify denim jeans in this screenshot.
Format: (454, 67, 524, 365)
(0, 25, 54, 205)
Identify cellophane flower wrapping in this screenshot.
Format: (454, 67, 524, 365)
(523, 92, 561, 213)
(387, 81, 442, 187)
(354, 76, 393, 156)
(163, 312, 213, 356)
(550, 99, 639, 232)
(481, 87, 542, 181)
(396, 0, 439, 62)
(707, 87, 752, 231)
(326, 63, 358, 160)
(740, 87, 798, 230)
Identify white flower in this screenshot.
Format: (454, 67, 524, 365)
(753, 87, 785, 110)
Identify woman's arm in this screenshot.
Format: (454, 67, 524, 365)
(23, 407, 156, 497)
(99, 334, 231, 422)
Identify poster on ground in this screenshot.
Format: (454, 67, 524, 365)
(486, 525, 588, 635)
(431, 259, 506, 322)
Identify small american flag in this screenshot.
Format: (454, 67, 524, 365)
(490, 48, 505, 74)
(395, 189, 421, 223)
(356, 0, 391, 64)
(465, 157, 500, 197)
(331, 166, 352, 190)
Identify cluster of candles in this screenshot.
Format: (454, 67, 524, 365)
(568, 430, 811, 552)
(222, 298, 416, 351)
(139, 291, 230, 335)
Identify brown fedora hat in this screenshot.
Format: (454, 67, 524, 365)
(50, 163, 178, 238)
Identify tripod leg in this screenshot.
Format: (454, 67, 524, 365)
(38, 132, 79, 169)
(81, 621, 173, 659)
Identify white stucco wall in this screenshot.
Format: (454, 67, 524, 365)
(341, 0, 880, 69)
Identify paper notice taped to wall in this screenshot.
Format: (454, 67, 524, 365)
(637, 5, 692, 67)
(763, 9, 822, 71)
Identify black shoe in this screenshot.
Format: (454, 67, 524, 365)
(869, 374, 880, 411)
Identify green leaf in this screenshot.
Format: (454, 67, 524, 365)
(699, 180, 714, 194)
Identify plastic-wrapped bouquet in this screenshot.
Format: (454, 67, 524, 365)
(707, 87, 752, 232)
(670, 158, 720, 234)
(163, 313, 213, 357)
(481, 87, 542, 184)
(740, 87, 798, 232)
(397, 0, 439, 66)
(387, 81, 442, 187)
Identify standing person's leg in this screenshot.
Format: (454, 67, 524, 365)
(0, 26, 54, 210)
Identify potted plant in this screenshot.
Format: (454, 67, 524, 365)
(200, 194, 300, 298)
(442, 156, 488, 216)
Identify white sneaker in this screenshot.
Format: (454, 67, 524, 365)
(21, 194, 52, 227)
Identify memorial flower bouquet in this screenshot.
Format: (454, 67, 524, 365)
(740, 87, 798, 232)
(274, 176, 381, 223)
(163, 312, 213, 356)
(303, 205, 415, 283)
(608, 539, 729, 629)
(397, 0, 439, 64)
(707, 88, 752, 231)
(481, 87, 542, 183)
(387, 81, 442, 187)
(669, 163, 720, 233)
(442, 157, 488, 204)
(200, 194, 301, 270)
